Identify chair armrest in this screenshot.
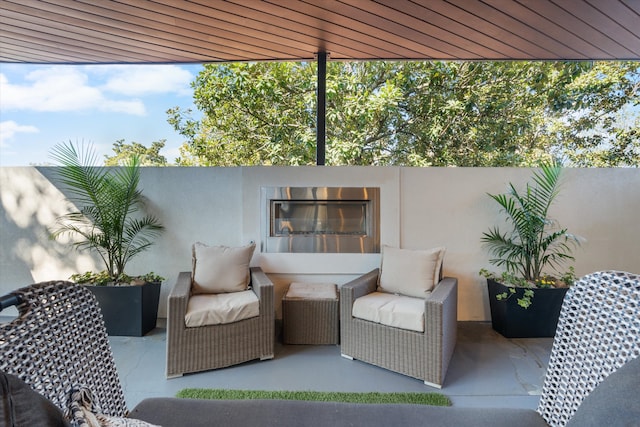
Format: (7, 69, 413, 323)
(424, 277, 458, 379)
(250, 267, 274, 317)
(341, 269, 379, 300)
(426, 277, 457, 307)
(425, 277, 458, 323)
(168, 272, 191, 324)
(340, 269, 379, 320)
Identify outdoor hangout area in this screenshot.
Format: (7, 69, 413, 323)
(1, 165, 639, 426)
(1, 1, 640, 426)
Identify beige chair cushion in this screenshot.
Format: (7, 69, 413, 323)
(185, 290, 259, 327)
(352, 291, 425, 332)
(192, 242, 255, 294)
(378, 245, 445, 298)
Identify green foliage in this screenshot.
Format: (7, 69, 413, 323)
(480, 163, 580, 308)
(559, 266, 577, 287)
(176, 389, 450, 406)
(168, 62, 316, 166)
(480, 269, 537, 308)
(105, 139, 168, 166)
(495, 286, 534, 308)
(70, 270, 164, 286)
(479, 269, 529, 287)
(547, 62, 640, 166)
(49, 141, 165, 283)
(518, 289, 535, 308)
(481, 162, 580, 282)
(168, 61, 639, 167)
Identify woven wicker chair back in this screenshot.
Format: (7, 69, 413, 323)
(0, 281, 128, 417)
(537, 271, 640, 427)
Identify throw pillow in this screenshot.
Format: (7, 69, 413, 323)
(67, 386, 159, 427)
(192, 242, 256, 294)
(378, 246, 446, 298)
(0, 370, 69, 427)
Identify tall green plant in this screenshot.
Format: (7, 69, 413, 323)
(50, 141, 164, 283)
(481, 162, 578, 282)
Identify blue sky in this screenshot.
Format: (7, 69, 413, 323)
(0, 63, 203, 166)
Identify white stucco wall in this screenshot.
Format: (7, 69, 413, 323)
(1, 166, 638, 320)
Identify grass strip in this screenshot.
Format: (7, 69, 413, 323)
(176, 389, 451, 406)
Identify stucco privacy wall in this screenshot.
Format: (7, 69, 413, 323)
(1, 166, 638, 321)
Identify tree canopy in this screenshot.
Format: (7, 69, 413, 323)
(161, 60, 639, 167)
(105, 139, 168, 166)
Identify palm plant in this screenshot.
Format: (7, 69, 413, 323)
(50, 141, 164, 284)
(481, 162, 579, 284)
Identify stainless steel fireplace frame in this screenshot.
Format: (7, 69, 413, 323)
(261, 187, 380, 254)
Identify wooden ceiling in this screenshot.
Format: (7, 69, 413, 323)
(1, 0, 639, 64)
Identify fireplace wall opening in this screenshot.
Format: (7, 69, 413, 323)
(261, 187, 380, 253)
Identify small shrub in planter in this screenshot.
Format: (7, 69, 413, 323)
(480, 162, 581, 337)
(75, 272, 164, 337)
(49, 141, 165, 336)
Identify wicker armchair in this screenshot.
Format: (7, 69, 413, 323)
(166, 267, 275, 378)
(0, 281, 129, 418)
(340, 268, 458, 388)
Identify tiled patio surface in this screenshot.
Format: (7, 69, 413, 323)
(110, 321, 553, 411)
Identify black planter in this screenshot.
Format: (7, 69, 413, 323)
(86, 281, 161, 337)
(487, 279, 569, 338)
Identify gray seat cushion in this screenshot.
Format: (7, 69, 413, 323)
(130, 398, 548, 427)
(566, 356, 640, 427)
(129, 357, 640, 427)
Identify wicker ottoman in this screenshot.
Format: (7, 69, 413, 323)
(282, 282, 339, 345)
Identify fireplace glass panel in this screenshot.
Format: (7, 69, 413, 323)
(262, 186, 379, 253)
(272, 201, 367, 236)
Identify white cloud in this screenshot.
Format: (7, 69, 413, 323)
(0, 64, 195, 115)
(94, 64, 194, 96)
(0, 120, 39, 148)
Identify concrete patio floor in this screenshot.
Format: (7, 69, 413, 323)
(110, 321, 553, 411)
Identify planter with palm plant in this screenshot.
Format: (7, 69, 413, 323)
(480, 162, 580, 338)
(50, 141, 165, 336)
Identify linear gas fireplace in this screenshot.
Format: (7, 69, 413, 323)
(261, 187, 380, 253)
